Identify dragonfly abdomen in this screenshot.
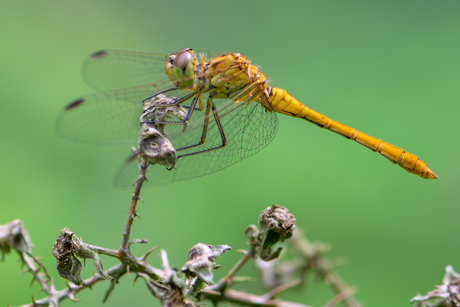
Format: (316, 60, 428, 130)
(267, 87, 438, 179)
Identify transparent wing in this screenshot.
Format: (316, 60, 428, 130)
(113, 94, 279, 188)
(58, 49, 235, 145)
(113, 153, 144, 189)
(82, 49, 228, 92)
(82, 50, 169, 92)
(56, 85, 193, 145)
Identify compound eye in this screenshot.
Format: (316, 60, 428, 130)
(173, 49, 191, 71)
(172, 48, 196, 88)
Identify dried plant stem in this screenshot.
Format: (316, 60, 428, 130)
(84, 244, 120, 259)
(201, 288, 314, 307)
(4, 160, 360, 307)
(119, 160, 147, 254)
(259, 278, 302, 301)
(211, 251, 252, 291)
(20, 252, 52, 297)
(20, 264, 126, 307)
(290, 232, 360, 307)
(204, 254, 311, 307)
(324, 287, 357, 307)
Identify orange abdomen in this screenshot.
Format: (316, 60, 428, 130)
(266, 87, 438, 179)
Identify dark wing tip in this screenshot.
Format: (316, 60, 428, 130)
(90, 50, 108, 59)
(65, 98, 85, 110)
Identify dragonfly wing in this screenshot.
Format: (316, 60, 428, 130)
(82, 50, 169, 92)
(195, 50, 227, 59)
(115, 95, 279, 188)
(56, 85, 192, 145)
(113, 152, 143, 189)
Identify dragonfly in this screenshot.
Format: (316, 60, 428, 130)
(57, 48, 438, 187)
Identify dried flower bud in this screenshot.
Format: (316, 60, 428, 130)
(258, 205, 296, 248)
(246, 205, 296, 261)
(114, 94, 186, 188)
(0, 219, 33, 258)
(182, 243, 231, 285)
(52, 228, 85, 285)
(52, 228, 111, 285)
(141, 94, 188, 136)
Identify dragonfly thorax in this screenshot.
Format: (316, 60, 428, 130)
(204, 53, 268, 103)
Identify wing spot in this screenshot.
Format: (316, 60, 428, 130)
(91, 50, 108, 59)
(65, 98, 85, 110)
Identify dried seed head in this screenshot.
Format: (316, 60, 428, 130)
(258, 204, 296, 250)
(246, 205, 296, 261)
(52, 228, 85, 285)
(0, 219, 34, 256)
(141, 94, 188, 136)
(138, 126, 177, 168)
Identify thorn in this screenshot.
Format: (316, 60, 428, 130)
(49, 278, 57, 293)
(236, 249, 248, 254)
(141, 246, 159, 261)
(69, 293, 82, 302)
(133, 274, 141, 286)
(29, 277, 36, 287)
(65, 280, 72, 290)
(20, 268, 30, 275)
(127, 265, 130, 276)
(31, 294, 37, 304)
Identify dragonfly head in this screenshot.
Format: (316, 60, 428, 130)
(165, 48, 197, 89)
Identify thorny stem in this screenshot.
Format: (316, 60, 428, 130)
(84, 244, 120, 259)
(4, 160, 359, 307)
(204, 253, 310, 307)
(20, 264, 126, 307)
(7, 215, 354, 307)
(290, 232, 361, 307)
(160, 249, 172, 276)
(324, 287, 357, 307)
(201, 288, 314, 307)
(20, 252, 52, 296)
(119, 160, 148, 254)
(321, 268, 358, 307)
(211, 251, 253, 292)
(259, 278, 302, 301)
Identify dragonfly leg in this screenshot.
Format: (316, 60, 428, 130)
(143, 91, 195, 112)
(178, 92, 204, 112)
(177, 96, 227, 159)
(141, 87, 178, 105)
(174, 82, 264, 157)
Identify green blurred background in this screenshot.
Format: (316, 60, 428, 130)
(1, 0, 459, 306)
